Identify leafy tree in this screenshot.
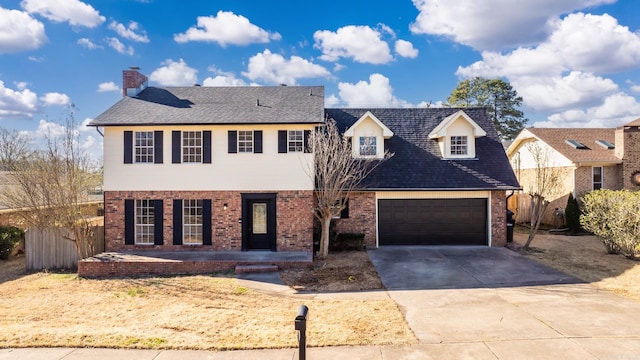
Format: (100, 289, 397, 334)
(308, 119, 391, 259)
(581, 190, 640, 259)
(447, 77, 528, 140)
(564, 193, 581, 234)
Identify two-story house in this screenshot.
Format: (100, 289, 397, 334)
(82, 69, 519, 277)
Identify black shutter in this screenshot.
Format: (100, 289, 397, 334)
(124, 199, 134, 244)
(202, 199, 212, 245)
(278, 130, 287, 153)
(228, 131, 237, 153)
(154, 200, 164, 245)
(341, 199, 349, 219)
(304, 130, 311, 153)
(173, 199, 183, 245)
(172, 131, 181, 163)
(254, 131, 262, 153)
(203, 130, 212, 164)
(124, 131, 133, 164)
(154, 131, 163, 164)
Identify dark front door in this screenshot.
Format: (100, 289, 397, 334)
(242, 193, 277, 251)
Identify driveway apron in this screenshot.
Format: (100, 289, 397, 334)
(368, 246, 640, 359)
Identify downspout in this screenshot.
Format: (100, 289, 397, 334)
(95, 127, 104, 137)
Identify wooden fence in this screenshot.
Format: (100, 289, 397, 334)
(25, 226, 104, 270)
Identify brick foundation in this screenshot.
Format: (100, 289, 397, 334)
(104, 190, 314, 252)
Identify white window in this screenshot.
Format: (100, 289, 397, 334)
(135, 131, 153, 163)
(183, 199, 203, 245)
(359, 136, 377, 156)
(593, 166, 603, 190)
(238, 131, 253, 153)
(182, 131, 202, 163)
(450, 136, 468, 156)
(135, 200, 155, 245)
(288, 130, 304, 152)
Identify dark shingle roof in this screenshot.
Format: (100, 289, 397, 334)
(326, 108, 520, 190)
(526, 128, 620, 163)
(89, 86, 325, 126)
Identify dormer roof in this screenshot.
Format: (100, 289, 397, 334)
(343, 111, 394, 138)
(428, 110, 487, 139)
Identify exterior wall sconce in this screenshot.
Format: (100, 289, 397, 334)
(223, 203, 228, 210)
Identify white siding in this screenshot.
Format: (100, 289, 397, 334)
(349, 117, 385, 158)
(103, 125, 315, 191)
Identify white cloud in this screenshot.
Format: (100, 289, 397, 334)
(149, 59, 198, 86)
(0, 6, 47, 54)
(21, 0, 105, 28)
(539, 92, 640, 128)
(314, 25, 393, 64)
(242, 49, 331, 85)
(80, 117, 93, 132)
(28, 56, 44, 62)
(202, 66, 249, 86)
(97, 81, 120, 93)
(77, 37, 102, 49)
(325, 94, 340, 107)
(40, 92, 71, 106)
(0, 80, 39, 119)
(394, 39, 419, 58)
(631, 85, 640, 93)
(35, 119, 66, 138)
(512, 72, 618, 112)
(455, 13, 640, 116)
(410, 0, 615, 51)
(108, 21, 149, 43)
(174, 11, 281, 46)
(336, 73, 412, 107)
(107, 37, 134, 55)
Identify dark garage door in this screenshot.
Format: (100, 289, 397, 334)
(378, 198, 487, 245)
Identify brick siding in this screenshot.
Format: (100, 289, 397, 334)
(490, 191, 507, 247)
(333, 192, 377, 246)
(619, 126, 640, 190)
(104, 190, 313, 252)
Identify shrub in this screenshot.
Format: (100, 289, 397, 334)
(581, 190, 640, 259)
(564, 193, 581, 233)
(330, 233, 365, 252)
(0, 226, 24, 260)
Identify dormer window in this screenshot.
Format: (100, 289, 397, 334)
(450, 136, 468, 156)
(343, 111, 394, 159)
(359, 136, 377, 156)
(428, 110, 486, 159)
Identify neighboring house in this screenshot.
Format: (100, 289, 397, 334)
(88, 69, 519, 266)
(506, 121, 640, 225)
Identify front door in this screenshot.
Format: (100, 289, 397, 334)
(242, 193, 277, 251)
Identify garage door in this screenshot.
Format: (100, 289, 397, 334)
(378, 198, 487, 245)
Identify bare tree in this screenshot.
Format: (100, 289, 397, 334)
(0, 106, 102, 259)
(521, 142, 563, 251)
(308, 119, 392, 259)
(0, 127, 31, 171)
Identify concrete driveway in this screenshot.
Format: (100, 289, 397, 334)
(368, 246, 640, 359)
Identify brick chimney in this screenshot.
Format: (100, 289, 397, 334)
(122, 67, 148, 97)
(615, 118, 640, 190)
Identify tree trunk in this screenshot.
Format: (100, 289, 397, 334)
(318, 215, 332, 259)
(521, 194, 549, 252)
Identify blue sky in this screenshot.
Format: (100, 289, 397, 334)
(1, 0, 640, 160)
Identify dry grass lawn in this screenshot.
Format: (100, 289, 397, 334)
(0, 254, 415, 350)
(513, 227, 640, 301)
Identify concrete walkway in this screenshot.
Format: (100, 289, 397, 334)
(3, 246, 640, 359)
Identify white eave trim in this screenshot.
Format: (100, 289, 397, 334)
(428, 110, 487, 139)
(344, 111, 394, 138)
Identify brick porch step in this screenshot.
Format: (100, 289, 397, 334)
(235, 264, 279, 274)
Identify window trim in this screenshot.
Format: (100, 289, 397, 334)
(592, 166, 603, 190)
(182, 130, 203, 163)
(238, 130, 254, 153)
(288, 130, 304, 153)
(183, 199, 203, 245)
(358, 136, 377, 157)
(134, 131, 154, 164)
(450, 135, 468, 156)
(135, 199, 155, 245)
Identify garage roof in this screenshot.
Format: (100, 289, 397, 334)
(326, 107, 520, 190)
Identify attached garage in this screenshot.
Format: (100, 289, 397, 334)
(378, 198, 488, 246)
